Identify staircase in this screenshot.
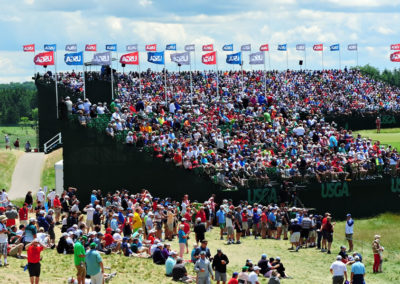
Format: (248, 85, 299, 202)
(44, 132, 62, 154)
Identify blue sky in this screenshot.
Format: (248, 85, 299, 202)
(0, 0, 399, 82)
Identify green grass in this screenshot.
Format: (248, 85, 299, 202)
(0, 150, 22, 191)
(357, 128, 400, 150)
(40, 148, 63, 189)
(0, 213, 399, 284)
(0, 125, 37, 150)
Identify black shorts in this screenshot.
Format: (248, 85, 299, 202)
(301, 229, 309, 238)
(269, 222, 276, 230)
(28, 262, 41, 277)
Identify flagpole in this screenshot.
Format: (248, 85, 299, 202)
(55, 50, 59, 119)
(194, 49, 197, 71)
(304, 48, 307, 70)
(164, 62, 167, 104)
(138, 63, 142, 98)
(339, 47, 341, 70)
(286, 50, 288, 70)
(241, 58, 244, 92)
(268, 51, 271, 70)
(321, 49, 324, 69)
(83, 63, 86, 100)
(263, 53, 267, 95)
(190, 62, 193, 96)
(216, 51, 219, 100)
(111, 58, 114, 100)
(34, 50, 37, 75)
(356, 49, 359, 67)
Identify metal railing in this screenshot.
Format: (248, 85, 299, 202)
(44, 132, 62, 153)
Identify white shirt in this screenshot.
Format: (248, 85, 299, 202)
(330, 260, 347, 276)
(0, 223, 8, 243)
(84, 207, 95, 221)
(37, 190, 45, 202)
(248, 271, 259, 284)
(345, 218, 354, 234)
(113, 233, 122, 241)
(47, 191, 56, 201)
(71, 204, 80, 213)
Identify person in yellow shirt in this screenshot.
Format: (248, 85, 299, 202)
(132, 208, 143, 234)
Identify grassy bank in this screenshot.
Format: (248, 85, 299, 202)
(0, 213, 399, 284)
(0, 125, 37, 150)
(40, 148, 63, 189)
(0, 150, 23, 190)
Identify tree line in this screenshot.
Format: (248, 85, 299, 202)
(358, 64, 400, 87)
(0, 82, 37, 125)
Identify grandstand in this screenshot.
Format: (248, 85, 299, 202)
(35, 68, 400, 218)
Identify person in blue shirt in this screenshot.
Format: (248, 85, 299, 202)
(110, 214, 118, 232)
(86, 242, 104, 284)
(178, 225, 187, 258)
(216, 206, 226, 241)
(37, 211, 49, 232)
(90, 191, 97, 205)
(351, 256, 365, 284)
(191, 244, 198, 263)
(165, 251, 177, 276)
(252, 209, 261, 239)
(121, 237, 132, 257)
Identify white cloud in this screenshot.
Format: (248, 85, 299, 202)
(326, 0, 400, 7)
(139, 0, 152, 7)
(374, 26, 395, 35)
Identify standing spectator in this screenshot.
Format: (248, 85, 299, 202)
(47, 189, 56, 208)
(19, 203, 29, 225)
(13, 138, 20, 150)
(5, 134, 10, 150)
(194, 218, 206, 244)
(0, 189, 8, 207)
(330, 255, 347, 284)
(216, 206, 226, 240)
(322, 217, 335, 254)
(25, 191, 34, 212)
(5, 205, 18, 227)
(350, 256, 365, 284)
(372, 235, 383, 273)
(84, 204, 95, 232)
(25, 141, 31, 152)
(86, 242, 104, 284)
(0, 215, 9, 266)
(195, 251, 214, 284)
(178, 224, 188, 258)
(45, 210, 56, 246)
(345, 214, 354, 252)
(289, 219, 301, 251)
(376, 116, 381, 133)
(212, 249, 229, 284)
(53, 194, 62, 224)
(74, 236, 87, 284)
(36, 188, 45, 206)
(26, 239, 45, 284)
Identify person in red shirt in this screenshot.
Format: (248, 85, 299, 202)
(19, 203, 29, 226)
(195, 208, 207, 224)
(181, 218, 191, 254)
(26, 239, 45, 284)
(227, 272, 239, 284)
(53, 195, 62, 224)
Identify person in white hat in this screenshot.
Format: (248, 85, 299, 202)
(248, 266, 260, 284)
(330, 255, 348, 284)
(0, 215, 9, 266)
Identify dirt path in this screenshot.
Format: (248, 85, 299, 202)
(8, 152, 44, 200)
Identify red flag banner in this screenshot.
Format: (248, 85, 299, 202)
(390, 51, 400, 62)
(33, 51, 54, 66)
(202, 44, 214, 51)
(85, 44, 97, 52)
(23, 44, 35, 52)
(120, 52, 139, 65)
(390, 44, 400, 50)
(313, 44, 323, 51)
(260, 44, 269, 52)
(145, 44, 157, 51)
(202, 51, 216, 65)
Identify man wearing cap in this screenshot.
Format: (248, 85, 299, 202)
(248, 266, 261, 284)
(86, 242, 104, 284)
(84, 204, 96, 232)
(330, 255, 348, 284)
(195, 251, 214, 284)
(194, 217, 206, 244)
(153, 242, 166, 265)
(0, 215, 9, 266)
(238, 266, 249, 283)
(74, 236, 87, 284)
(26, 238, 45, 284)
(212, 248, 229, 284)
(228, 272, 239, 284)
(350, 256, 365, 284)
(345, 214, 354, 252)
(166, 250, 177, 276)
